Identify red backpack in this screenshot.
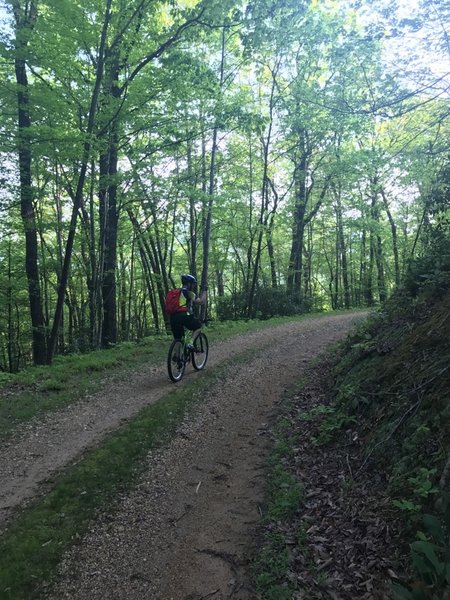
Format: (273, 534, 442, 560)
(164, 288, 187, 315)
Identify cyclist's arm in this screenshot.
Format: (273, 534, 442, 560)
(194, 289, 207, 305)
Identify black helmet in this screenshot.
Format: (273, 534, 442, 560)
(181, 274, 197, 285)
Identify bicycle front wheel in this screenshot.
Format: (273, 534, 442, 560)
(192, 332, 209, 371)
(167, 339, 186, 382)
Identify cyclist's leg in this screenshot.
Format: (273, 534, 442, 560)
(169, 314, 185, 340)
(184, 315, 202, 344)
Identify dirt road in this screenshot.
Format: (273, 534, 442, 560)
(6, 312, 361, 600)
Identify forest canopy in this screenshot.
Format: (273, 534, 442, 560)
(0, 0, 449, 369)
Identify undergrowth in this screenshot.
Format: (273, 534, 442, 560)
(330, 255, 450, 597)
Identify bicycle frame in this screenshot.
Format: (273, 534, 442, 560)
(167, 328, 209, 382)
(180, 332, 193, 363)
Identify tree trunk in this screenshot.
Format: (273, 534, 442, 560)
(187, 139, 198, 277)
(13, 0, 47, 365)
(358, 228, 365, 307)
(119, 245, 127, 340)
(287, 146, 308, 296)
(335, 185, 350, 309)
(267, 233, 277, 289)
(127, 235, 136, 340)
(129, 159, 170, 317)
(7, 238, 16, 372)
(288, 170, 331, 301)
(380, 188, 401, 287)
(85, 161, 100, 348)
(101, 140, 119, 347)
(216, 270, 225, 296)
(303, 222, 313, 303)
(136, 238, 159, 331)
(101, 54, 120, 348)
(201, 25, 226, 317)
(365, 233, 375, 306)
(370, 186, 387, 304)
(266, 178, 280, 290)
(245, 136, 255, 294)
(247, 61, 279, 317)
(375, 232, 387, 304)
(126, 208, 165, 331)
(47, 0, 113, 363)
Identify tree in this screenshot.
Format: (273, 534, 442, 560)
(0, 0, 448, 365)
(11, 0, 47, 364)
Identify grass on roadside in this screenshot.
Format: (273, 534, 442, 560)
(254, 532, 294, 600)
(266, 429, 304, 522)
(0, 337, 167, 439)
(253, 408, 305, 599)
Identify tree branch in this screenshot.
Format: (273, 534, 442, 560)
(120, 8, 206, 93)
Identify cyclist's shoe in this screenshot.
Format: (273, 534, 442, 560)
(187, 343, 195, 351)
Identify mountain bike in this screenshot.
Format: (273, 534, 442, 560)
(167, 330, 209, 382)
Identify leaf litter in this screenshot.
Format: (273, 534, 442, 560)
(260, 352, 407, 599)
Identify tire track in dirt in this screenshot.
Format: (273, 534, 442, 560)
(40, 313, 364, 600)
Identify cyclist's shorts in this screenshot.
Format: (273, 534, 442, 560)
(170, 312, 202, 340)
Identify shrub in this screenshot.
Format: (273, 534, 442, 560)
(216, 288, 310, 321)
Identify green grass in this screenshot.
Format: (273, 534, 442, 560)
(267, 463, 304, 522)
(253, 391, 306, 599)
(254, 533, 294, 600)
(0, 337, 167, 439)
(266, 429, 304, 521)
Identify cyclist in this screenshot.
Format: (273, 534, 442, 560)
(169, 274, 207, 347)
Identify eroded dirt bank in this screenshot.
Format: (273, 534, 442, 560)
(38, 313, 363, 599)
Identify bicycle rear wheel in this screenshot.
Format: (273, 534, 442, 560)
(167, 339, 185, 382)
(192, 332, 209, 371)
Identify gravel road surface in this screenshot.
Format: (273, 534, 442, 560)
(27, 313, 364, 599)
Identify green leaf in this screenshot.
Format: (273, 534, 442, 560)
(393, 499, 421, 512)
(422, 514, 445, 544)
(411, 540, 444, 579)
(392, 583, 412, 600)
(392, 583, 422, 600)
